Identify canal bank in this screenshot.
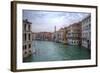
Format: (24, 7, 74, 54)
(23, 40, 90, 62)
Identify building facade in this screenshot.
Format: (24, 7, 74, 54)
(23, 19, 33, 58)
(53, 26, 67, 44)
(67, 22, 81, 45)
(81, 15, 91, 49)
(58, 28, 64, 43)
(33, 32, 53, 41)
(57, 28, 67, 44)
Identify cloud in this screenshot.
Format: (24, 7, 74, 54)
(23, 10, 90, 32)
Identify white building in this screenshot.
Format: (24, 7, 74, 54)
(81, 15, 91, 49)
(23, 19, 33, 58)
(67, 23, 81, 45)
(57, 28, 64, 43)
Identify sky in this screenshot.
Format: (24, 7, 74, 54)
(23, 10, 90, 32)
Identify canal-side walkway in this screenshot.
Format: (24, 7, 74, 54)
(23, 40, 90, 62)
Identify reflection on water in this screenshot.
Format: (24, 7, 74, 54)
(23, 40, 90, 62)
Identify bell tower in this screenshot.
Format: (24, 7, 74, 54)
(55, 26, 56, 32)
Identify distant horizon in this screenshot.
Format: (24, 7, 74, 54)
(23, 10, 90, 32)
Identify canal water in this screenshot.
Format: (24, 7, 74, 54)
(23, 40, 90, 62)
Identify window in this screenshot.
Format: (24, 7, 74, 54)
(24, 33, 27, 41)
(23, 45, 27, 50)
(25, 51, 27, 54)
(29, 50, 31, 53)
(24, 45, 27, 50)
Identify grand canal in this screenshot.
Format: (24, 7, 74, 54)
(23, 40, 90, 62)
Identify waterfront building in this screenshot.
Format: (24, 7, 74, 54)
(23, 19, 33, 58)
(53, 26, 67, 44)
(57, 28, 64, 43)
(67, 22, 81, 45)
(34, 32, 53, 41)
(42, 32, 53, 41)
(34, 32, 41, 40)
(81, 15, 91, 49)
(57, 28, 67, 44)
(32, 32, 36, 40)
(64, 27, 68, 44)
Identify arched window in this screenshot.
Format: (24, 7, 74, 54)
(23, 45, 27, 50)
(24, 33, 27, 41)
(25, 51, 27, 54)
